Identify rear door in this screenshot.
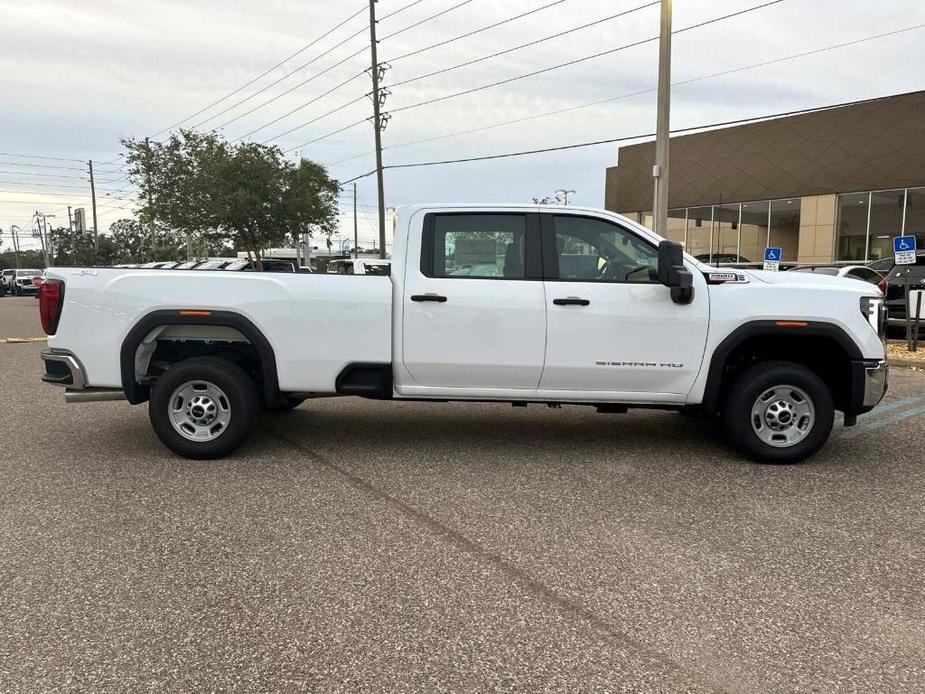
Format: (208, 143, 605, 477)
(539, 212, 709, 396)
(401, 211, 547, 389)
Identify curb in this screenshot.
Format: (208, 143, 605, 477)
(888, 359, 924, 369)
(0, 337, 48, 344)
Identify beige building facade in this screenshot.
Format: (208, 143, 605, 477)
(604, 90, 925, 265)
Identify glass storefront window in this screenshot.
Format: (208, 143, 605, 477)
(686, 206, 712, 261)
(769, 199, 801, 262)
(906, 187, 925, 245)
(665, 208, 687, 246)
(712, 203, 740, 262)
(836, 193, 869, 261)
(739, 201, 769, 264)
(867, 189, 905, 262)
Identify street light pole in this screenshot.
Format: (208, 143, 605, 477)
(353, 182, 359, 259)
(652, 0, 672, 236)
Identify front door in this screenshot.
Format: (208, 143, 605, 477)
(401, 211, 547, 390)
(540, 213, 709, 397)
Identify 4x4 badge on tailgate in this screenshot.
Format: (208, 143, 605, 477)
(72, 270, 99, 276)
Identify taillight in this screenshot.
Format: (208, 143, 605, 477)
(877, 279, 886, 294)
(38, 279, 64, 335)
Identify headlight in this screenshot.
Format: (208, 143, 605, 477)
(860, 296, 887, 341)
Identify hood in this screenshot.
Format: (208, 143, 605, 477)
(737, 268, 879, 293)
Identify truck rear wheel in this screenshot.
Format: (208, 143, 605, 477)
(149, 357, 258, 459)
(722, 361, 834, 464)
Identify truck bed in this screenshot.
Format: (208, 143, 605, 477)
(46, 268, 392, 392)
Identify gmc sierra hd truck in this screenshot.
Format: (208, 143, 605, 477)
(38, 205, 889, 463)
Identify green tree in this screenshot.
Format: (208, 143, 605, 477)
(122, 131, 339, 269)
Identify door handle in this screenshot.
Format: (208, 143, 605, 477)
(411, 294, 447, 302)
(553, 297, 590, 306)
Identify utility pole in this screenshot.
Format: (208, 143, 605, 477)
(368, 0, 389, 259)
(353, 182, 359, 259)
(652, 0, 672, 237)
(34, 212, 49, 267)
(88, 160, 99, 256)
(10, 225, 21, 269)
(67, 206, 74, 232)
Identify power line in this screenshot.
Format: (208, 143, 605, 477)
(380, 0, 478, 41)
(191, 28, 369, 132)
(0, 151, 85, 163)
(234, 74, 368, 142)
(380, 0, 427, 21)
(336, 92, 913, 182)
(392, 1, 659, 87)
(330, 19, 925, 166)
(0, 169, 89, 181)
(388, 0, 567, 62)
(390, 0, 787, 114)
(151, 3, 367, 136)
(0, 180, 90, 191)
(281, 118, 368, 154)
(0, 160, 86, 172)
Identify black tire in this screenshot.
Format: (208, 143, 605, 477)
(148, 356, 258, 459)
(264, 396, 306, 412)
(721, 360, 834, 464)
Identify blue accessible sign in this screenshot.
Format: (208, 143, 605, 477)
(894, 235, 917, 265)
(763, 247, 782, 272)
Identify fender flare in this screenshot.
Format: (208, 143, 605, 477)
(119, 309, 281, 406)
(700, 320, 863, 414)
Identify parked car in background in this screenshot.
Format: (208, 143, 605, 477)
(326, 258, 391, 275)
(8, 269, 44, 296)
(225, 259, 297, 273)
(788, 264, 884, 287)
(0, 268, 15, 296)
(883, 255, 925, 332)
(868, 257, 895, 275)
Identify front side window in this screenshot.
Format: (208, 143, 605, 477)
(553, 215, 657, 283)
(430, 214, 526, 279)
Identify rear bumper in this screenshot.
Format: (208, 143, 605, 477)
(41, 349, 86, 389)
(848, 359, 888, 416)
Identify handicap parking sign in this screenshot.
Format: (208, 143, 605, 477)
(763, 247, 782, 272)
(894, 235, 917, 265)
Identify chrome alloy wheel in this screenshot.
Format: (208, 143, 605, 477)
(750, 384, 815, 448)
(168, 380, 232, 442)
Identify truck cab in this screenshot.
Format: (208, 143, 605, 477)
(39, 205, 888, 463)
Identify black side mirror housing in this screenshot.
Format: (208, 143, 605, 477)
(657, 240, 694, 305)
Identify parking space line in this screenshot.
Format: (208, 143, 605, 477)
(839, 392, 925, 439)
(271, 427, 724, 692)
(0, 337, 47, 344)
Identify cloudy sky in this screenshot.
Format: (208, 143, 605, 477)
(1, 0, 923, 250)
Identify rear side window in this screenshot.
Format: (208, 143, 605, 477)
(426, 214, 527, 279)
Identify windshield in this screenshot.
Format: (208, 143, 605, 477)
(17, 269, 41, 276)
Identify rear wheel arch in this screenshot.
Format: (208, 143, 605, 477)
(120, 310, 282, 407)
(702, 321, 862, 416)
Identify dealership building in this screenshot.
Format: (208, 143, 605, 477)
(604, 90, 925, 265)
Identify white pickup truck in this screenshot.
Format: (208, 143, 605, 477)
(39, 204, 889, 463)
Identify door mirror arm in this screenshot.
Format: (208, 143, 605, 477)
(657, 240, 695, 305)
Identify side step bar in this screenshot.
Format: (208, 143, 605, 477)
(65, 388, 127, 403)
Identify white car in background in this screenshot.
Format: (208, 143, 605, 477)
(326, 258, 391, 275)
(788, 264, 884, 288)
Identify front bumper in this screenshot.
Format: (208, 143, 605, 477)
(848, 359, 888, 418)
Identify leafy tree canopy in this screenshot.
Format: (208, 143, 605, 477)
(122, 131, 339, 268)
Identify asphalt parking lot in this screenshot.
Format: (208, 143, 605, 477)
(2, 296, 925, 693)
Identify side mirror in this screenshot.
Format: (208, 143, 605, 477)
(657, 240, 694, 305)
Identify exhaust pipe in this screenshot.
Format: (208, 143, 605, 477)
(65, 388, 126, 403)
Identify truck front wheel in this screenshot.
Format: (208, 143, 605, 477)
(149, 357, 258, 459)
(722, 361, 834, 464)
